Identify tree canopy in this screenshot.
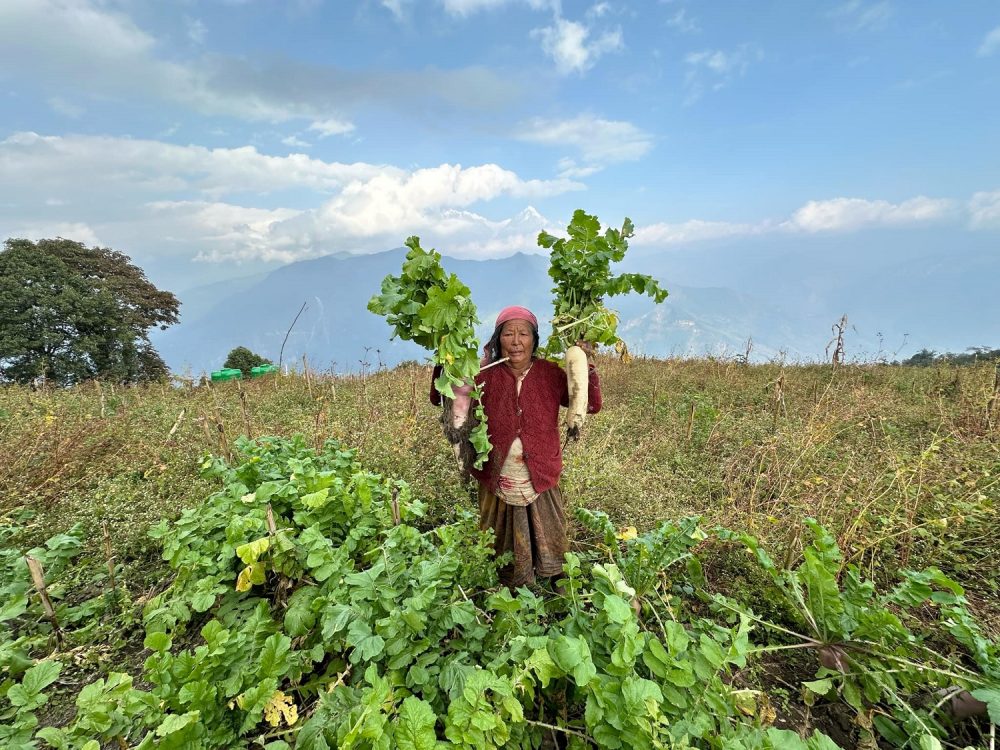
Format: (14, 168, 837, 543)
(901, 347, 1000, 366)
(0, 238, 180, 385)
(223, 346, 272, 376)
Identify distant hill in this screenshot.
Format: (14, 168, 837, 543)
(152, 230, 999, 375)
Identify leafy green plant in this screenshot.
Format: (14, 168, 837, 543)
(1, 660, 62, 750)
(716, 519, 1000, 748)
(538, 209, 668, 357)
(575, 507, 704, 604)
(367, 236, 491, 467)
(39, 434, 853, 749)
(0, 522, 93, 680)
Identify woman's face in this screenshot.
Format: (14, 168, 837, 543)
(499, 319, 534, 369)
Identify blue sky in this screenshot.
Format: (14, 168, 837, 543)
(1, 0, 998, 291)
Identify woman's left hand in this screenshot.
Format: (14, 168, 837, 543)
(575, 340, 596, 362)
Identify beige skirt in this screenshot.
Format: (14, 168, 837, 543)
(478, 483, 568, 588)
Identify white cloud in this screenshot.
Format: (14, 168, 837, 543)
(0, 0, 520, 125)
(634, 219, 766, 246)
(533, 17, 623, 74)
(254, 163, 581, 260)
(829, 1, 893, 32)
(0, 132, 581, 265)
(665, 8, 698, 33)
(308, 119, 356, 137)
(2, 221, 101, 247)
(683, 45, 761, 102)
(440, 0, 554, 16)
(381, 0, 409, 21)
(978, 26, 1000, 57)
(786, 196, 955, 232)
(586, 3, 611, 20)
(554, 158, 602, 179)
(281, 135, 312, 148)
(516, 114, 653, 174)
(145, 201, 304, 264)
(969, 190, 1000, 228)
(633, 195, 962, 249)
(0, 132, 390, 201)
(185, 16, 207, 45)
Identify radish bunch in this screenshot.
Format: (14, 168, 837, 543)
(368, 236, 491, 469)
(538, 210, 668, 439)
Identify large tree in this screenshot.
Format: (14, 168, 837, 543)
(0, 238, 180, 385)
(223, 346, 272, 376)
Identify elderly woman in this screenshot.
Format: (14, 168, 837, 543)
(432, 305, 602, 588)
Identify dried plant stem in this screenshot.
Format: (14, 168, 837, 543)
(237, 381, 253, 439)
(25, 556, 63, 647)
(165, 409, 185, 444)
(523, 719, 596, 745)
(303, 354, 314, 400)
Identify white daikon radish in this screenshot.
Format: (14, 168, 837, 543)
(450, 383, 473, 430)
(564, 345, 589, 440)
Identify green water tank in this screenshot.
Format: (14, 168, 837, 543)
(250, 364, 279, 377)
(210, 368, 243, 382)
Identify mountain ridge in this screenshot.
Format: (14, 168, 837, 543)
(151, 232, 999, 374)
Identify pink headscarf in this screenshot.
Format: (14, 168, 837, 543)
(495, 305, 538, 330)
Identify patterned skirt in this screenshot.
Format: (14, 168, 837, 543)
(477, 483, 568, 588)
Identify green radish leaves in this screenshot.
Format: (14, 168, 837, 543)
(541, 209, 668, 356)
(368, 236, 491, 468)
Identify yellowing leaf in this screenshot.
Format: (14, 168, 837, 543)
(616, 526, 638, 541)
(263, 690, 298, 727)
(236, 537, 270, 565)
(235, 562, 265, 592)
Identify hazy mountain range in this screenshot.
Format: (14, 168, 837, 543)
(152, 229, 999, 375)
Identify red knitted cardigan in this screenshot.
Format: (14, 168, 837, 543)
(430, 358, 602, 494)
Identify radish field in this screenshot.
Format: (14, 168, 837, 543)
(1, 357, 998, 749)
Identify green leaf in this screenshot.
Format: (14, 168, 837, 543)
(806, 731, 843, 750)
(6, 683, 31, 707)
(603, 594, 632, 624)
(284, 586, 319, 637)
(394, 696, 438, 750)
(22, 660, 62, 697)
(801, 545, 845, 641)
(802, 678, 833, 697)
(872, 716, 908, 747)
(143, 631, 172, 652)
(548, 635, 596, 687)
(526, 648, 561, 688)
(155, 711, 200, 737)
(34, 726, 69, 749)
(301, 488, 330, 508)
(918, 735, 942, 750)
(663, 621, 690, 654)
(352, 633, 386, 663)
(765, 728, 809, 749)
(322, 604, 354, 639)
(258, 634, 292, 679)
(0, 592, 28, 623)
